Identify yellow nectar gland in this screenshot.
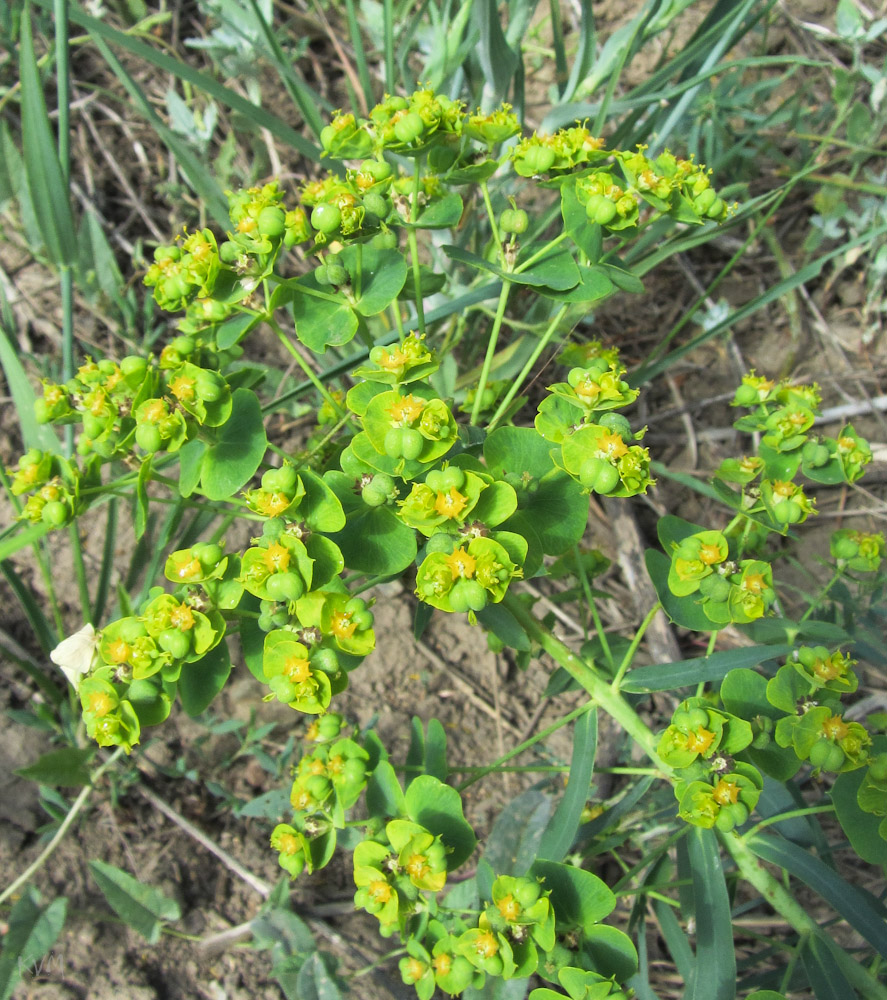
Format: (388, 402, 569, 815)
(497, 894, 521, 922)
(712, 779, 740, 806)
(444, 547, 476, 580)
(291, 788, 314, 811)
(277, 832, 300, 856)
(772, 480, 795, 500)
(596, 429, 628, 460)
(698, 543, 723, 566)
(386, 394, 424, 426)
(812, 655, 843, 682)
(263, 542, 291, 574)
(169, 602, 195, 631)
(741, 573, 767, 596)
(142, 399, 167, 424)
(368, 880, 392, 903)
(473, 931, 499, 958)
(169, 374, 197, 403)
(174, 555, 203, 581)
(685, 726, 716, 755)
(236, 216, 257, 234)
(406, 853, 431, 881)
(404, 958, 427, 983)
(331, 610, 357, 640)
(434, 488, 468, 519)
(376, 346, 408, 371)
(433, 954, 452, 977)
(837, 436, 855, 454)
(574, 377, 601, 406)
(87, 690, 114, 716)
(283, 656, 311, 684)
(822, 714, 849, 742)
(257, 491, 291, 517)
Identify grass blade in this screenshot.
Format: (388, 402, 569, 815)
(18, 5, 77, 266)
(34, 0, 320, 161)
(802, 936, 860, 1000)
(344, 0, 374, 111)
(538, 707, 597, 862)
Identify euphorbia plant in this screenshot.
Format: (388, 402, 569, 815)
(10, 88, 887, 999)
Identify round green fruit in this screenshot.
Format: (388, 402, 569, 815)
(310, 203, 342, 235)
(265, 572, 304, 603)
(158, 628, 191, 661)
(41, 500, 69, 527)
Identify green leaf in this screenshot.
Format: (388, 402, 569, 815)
(0, 890, 66, 1000)
(538, 710, 596, 862)
(622, 645, 791, 694)
(407, 191, 464, 229)
(720, 668, 801, 781)
(0, 325, 61, 454)
(406, 717, 448, 785)
(177, 438, 205, 498)
(475, 602, 530, 652)
(684, 827, 735, 1000)
(15, 747, 95, 787)
(89, 859, 181, 943)
(748, 833, 887, 959)
(484, 788, 552, 876)
(472, 0, 518, 100)
(19, 10, 77, 266)
(582, 924, 639, 982)
(323, 472, 417, 575)
(200, 388, 267, 500)
(291, 278, 358, 353)
(178, 641, 231, 717)
(295, 951, 343, 1000)
(530, 858, 615, 934)
(538, 265, 614, 303)
(442, 244, 580, 290)
(645, 549, 715, 632)
(239, 598, 266, 683)
(340, 245, 407, 316)
(832, 752, 887, 866)
(365, 759, 406, 820)
(405, 775, 476, 869)
(802, 936, 859, 1000)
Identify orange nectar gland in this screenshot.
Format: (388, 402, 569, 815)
(169, 602, 195, 631)
(106, 638, 132, 664)
(698, 543, 723, 566)
(376, 346, 408, 370)
(497, 894, 521, 922)
(173, 555, 202, 581)
(822, 714, 849, 742)
(685, 726, 716, 755)
(387, 394, 424, 425)
(712, 779, 741, 806)
(87, 690, 114, 716)
(283, 656, 311, 684)
(263, 542, 291, 574)
(236, 216, 257, 234)
(368, 880, 392, 904)
(596, 430, 628, 460)
(434, 488, 468, 519)
(404, 958, 427, 982)
(445, 547, 477, 580)
(257, 492, 291, 517)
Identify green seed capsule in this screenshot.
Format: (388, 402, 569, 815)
(310, 203, 342, 234)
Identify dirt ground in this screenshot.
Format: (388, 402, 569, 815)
(1, 0, 886, 999)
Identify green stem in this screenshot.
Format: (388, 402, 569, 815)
(743, 804, 835, 840)
(611, 601, 662, 691)
(408, 158, 426, 335)
(513, 231, 568, 274)
(456, 701, 594, 792)
(469, 280, 512, 425)
(349, 947, 408, 979)
(721, 831, 887, 1000)
(502, 591, 670, 772)
(268, 316, 345, 418)
(798, 567, 843, 623)
(0, 748, 124, 906)
(486, 305, 567, 432)
(480, 180, 503, 263)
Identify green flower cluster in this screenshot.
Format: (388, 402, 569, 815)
(415, 534, 524, 614)
(9, 448, 94, 528)
(666, 529, 775, 625)
(658, 699, 762, 831)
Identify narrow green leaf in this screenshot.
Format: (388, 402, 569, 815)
(0, 325, 61, 454)
(472, 0, 518, 103)
(484, 788, 552, 876)
(684, 827, 735, 1000)
(622, 645, 792, 694)
(0, 521, 53, 562)
(538, 709, 597, 862)
(0, 890, 67, 1000)
(134, 457, 151, 540)
(15, 747, 95, 786)
(748, 833, 887, 959)
(88, 860, 181, 942)
(295, 951, 343, 1000)
(1, 559, 56, 655)
(802, 935, 859, 1000)
(19, 8, 77, 266)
